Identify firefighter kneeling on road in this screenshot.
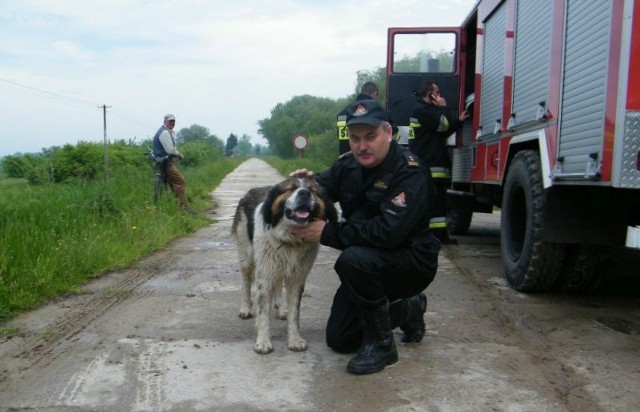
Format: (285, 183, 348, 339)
(409, 80, 469, 245)
(290, 100, 440, 375)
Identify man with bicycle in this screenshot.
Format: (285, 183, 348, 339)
(152, 114, 189, 210)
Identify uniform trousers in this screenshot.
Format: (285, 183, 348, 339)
(326, 237, 440, 353)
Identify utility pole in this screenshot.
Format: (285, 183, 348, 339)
(99, 104, 112, 186)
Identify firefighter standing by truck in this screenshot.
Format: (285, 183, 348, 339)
(410, 80, 469, 244)
(336, 82, 380, 155)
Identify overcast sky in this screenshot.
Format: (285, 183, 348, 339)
(0, 0, 476, 156)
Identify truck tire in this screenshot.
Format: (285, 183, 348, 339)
(501, 150, 565, 292)
(448, 207, 473, 235)
(556, 245, 608, 292)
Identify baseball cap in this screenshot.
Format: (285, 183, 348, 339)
(346, 100, 390, 127)
(164, 114, 176, 121)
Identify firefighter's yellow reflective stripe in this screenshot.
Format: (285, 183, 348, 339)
(431, 172, 451, 178)
(409, 117, 420, 141)
(429, 222, 448, 229)
(429, 217, 448, 229)
(437, 114, 450, 132)
(432, 173, 450, 179)
(337, 119, 349, 141)
(430, 167, 451, 179)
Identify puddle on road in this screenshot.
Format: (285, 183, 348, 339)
(596, 317, 640, 335)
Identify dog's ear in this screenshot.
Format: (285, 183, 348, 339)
(260, 184, 282, 228)
(318, 187, 339, 223)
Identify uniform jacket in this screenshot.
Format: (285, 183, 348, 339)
(409, 98, 462, 169)
(318, 140, 435, 250)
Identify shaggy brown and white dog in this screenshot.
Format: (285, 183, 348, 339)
(231, 176, 337, 354)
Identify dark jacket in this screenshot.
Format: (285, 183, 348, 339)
(318, 140, 435, 250)
(409, 98, 462, 169)
(152, 125, 172, 158)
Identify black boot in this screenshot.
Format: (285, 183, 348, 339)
(390, 293, 427, 343)
(347, 299, 398, 375)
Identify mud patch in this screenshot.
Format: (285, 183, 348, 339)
(596, 317, 640, 335)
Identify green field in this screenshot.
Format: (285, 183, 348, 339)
(0, 155, 245, 323)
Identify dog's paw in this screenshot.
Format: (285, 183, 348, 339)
(287, 337, 308, 352)
(238, 308, 253, 319)
(254, 338, 273, 354)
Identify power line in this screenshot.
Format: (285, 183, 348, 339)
(0, 77, 157, 132)
(109, 108, 155, 131)
(0, 77, 98, 109)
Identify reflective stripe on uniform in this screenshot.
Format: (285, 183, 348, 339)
(429, 217, 448, 229)
(430, 167, 451, 179)
(408, 117, 420, 141)
(337, 118, 348, 141)
(437, 114, 450, 132)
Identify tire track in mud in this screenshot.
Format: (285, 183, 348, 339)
(443, 237, 607, 411)
(0, 251, 182, 383)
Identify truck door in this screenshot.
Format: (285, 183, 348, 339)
(386, 27, 462, 145)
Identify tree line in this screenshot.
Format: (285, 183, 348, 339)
(257, 67, 385, 162)
(0, 126, 262, 184)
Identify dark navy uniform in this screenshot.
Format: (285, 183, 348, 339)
(317, 140, 440, 353)
(409, 98, 463, 237)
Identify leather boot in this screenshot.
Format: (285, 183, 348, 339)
(390, 293, 427, 343)
(347, 299, 398, 375)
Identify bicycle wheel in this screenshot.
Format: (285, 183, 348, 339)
(153, 170, 166, 202)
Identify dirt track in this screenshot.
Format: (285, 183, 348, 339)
(1, 158, 639, 411)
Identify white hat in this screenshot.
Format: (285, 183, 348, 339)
(164, 114, 175, 121)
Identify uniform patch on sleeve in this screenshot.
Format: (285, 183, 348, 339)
(407, 155, 420, 167)
(391, 192, 407, 208)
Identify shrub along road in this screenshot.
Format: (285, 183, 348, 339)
(0, 158, 638, 411)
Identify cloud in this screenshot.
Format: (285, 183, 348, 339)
(52, 40, 94, 61)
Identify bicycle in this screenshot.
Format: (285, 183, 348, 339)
(148, 149, 168, 202)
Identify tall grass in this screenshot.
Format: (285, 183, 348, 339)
(0, 157, 244, 322)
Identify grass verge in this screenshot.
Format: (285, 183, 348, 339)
(0, 157, 244, 322)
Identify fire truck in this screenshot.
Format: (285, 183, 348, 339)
(386, 0, 640, 292)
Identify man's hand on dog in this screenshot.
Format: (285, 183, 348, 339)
(289, 169, 315, 180)
(292, 220, 325, 242)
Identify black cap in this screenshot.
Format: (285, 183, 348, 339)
(346, 100, 390, 127)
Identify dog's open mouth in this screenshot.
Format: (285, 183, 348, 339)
(286, 206, 312, 224)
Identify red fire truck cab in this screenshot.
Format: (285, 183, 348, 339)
(386, 0, 640, 291)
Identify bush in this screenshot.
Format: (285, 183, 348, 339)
(180, 140, 223, 168)
(2, 154, 41, 179)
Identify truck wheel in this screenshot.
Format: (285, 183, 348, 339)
(501, 150, 565, 292)
(448, 206, 473, 235)
(557, 245, 608, 292)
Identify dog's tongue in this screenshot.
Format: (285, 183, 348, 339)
(294, 210, 310, 219)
